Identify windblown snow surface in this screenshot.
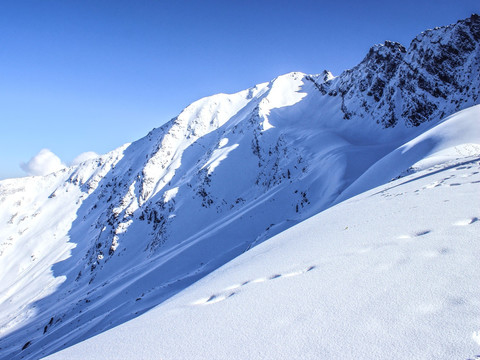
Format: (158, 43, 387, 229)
(0, 15, 479, 360)
(45, 106, 480, 360)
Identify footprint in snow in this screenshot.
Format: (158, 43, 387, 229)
(421, 247, 451, 259)
(397, 230, 432, 240)
(191, 293, 235, 305)
(460, 171, 479, 178)
(414, 230, 432, 237)
(453, 217, 478, 226)
(472, 330, 480, 346)
(424, 181, 442, 189)
(192, 265, 316, 306)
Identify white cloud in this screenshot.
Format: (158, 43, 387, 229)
(71, 151, 99, 166)
(20, 149, 66, 176)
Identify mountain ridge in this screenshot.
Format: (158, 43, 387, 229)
(0, 15, 479, 360)
(307, 13, 479, 127)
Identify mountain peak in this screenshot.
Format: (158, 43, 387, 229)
(320, 69, 334, 82)
(366, 40, 407, 58)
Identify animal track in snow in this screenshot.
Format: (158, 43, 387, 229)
(423, 181, 442, 189)
(421, 173, 469, 190)
(192, 265, 316, 306)
(453, 217, 478, 226)
(197, 293, 236, 305)
(397, 230, 432, 240)
(472, 330, 480, 346)
(414, 230, 432, 237)
(421, 247, 452, 259)
(459, 171, 479, 178)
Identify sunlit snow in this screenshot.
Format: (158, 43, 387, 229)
(0, 15, 479, 360)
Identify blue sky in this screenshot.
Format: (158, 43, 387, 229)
(1, 0, 479, 179)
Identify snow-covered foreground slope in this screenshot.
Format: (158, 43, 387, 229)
(44, 151, 480, 360)
(0, 15, 479, 360)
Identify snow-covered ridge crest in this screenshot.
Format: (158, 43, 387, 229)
(308, 13, 480, 128)
(139, 87, 266, 203)
(139, 71, 311, 203)
(0, 15, 479, 360)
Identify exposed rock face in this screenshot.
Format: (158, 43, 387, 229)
(308, 14, 480, 127)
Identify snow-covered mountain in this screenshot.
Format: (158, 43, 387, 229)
(0, 15, 479, 360)
(44, 122, 480, 360)
(312, 13, 479, 128)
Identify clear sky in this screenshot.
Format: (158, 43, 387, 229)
(1, 0, 479, 179)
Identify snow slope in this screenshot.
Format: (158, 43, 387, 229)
(0, 15, 479, 360)
(335, 105, 480, 203)
(44, 139, 480, 360)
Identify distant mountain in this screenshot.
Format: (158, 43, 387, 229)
(0, 15, 479, 360)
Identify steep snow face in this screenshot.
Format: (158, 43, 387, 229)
(335, 105, 480, 203)
(43, 148, 480, 360)
(139, 83, 270, 203)
(0, 16, 479, 360)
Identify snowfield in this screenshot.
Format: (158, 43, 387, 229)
(44, 146, 480, 360)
